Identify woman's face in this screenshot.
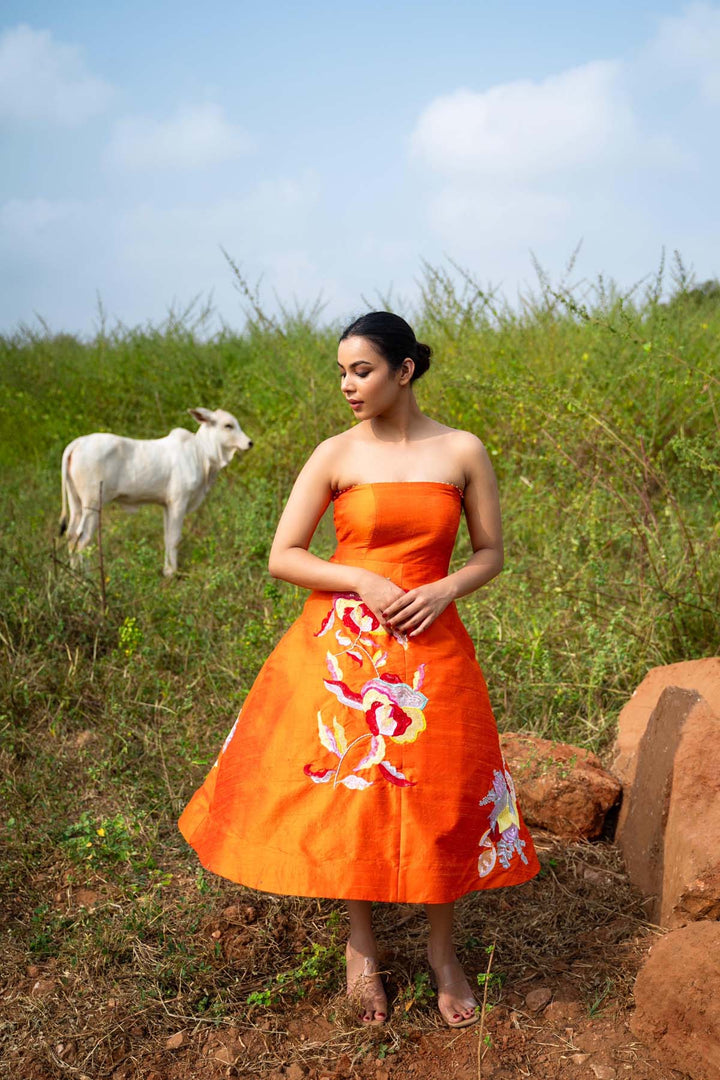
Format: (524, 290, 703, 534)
(337, 336, 411, 420)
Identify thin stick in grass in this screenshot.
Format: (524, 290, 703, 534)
(477, 937, 496, 1080)
(97, 481, 107, 617)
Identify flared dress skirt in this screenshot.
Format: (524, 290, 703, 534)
(179, 482, 540, 903)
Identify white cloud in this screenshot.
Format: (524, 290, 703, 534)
(0, 24, 112, 125)
(408, 50, 696, 280)
(648, 1, 720, 103)
(106, 103, 252, 171)
(0, 196, 81, 235)
(411, 60, 633, 180)
(0, 174, 342, 332)
(429, 186, 570, 251)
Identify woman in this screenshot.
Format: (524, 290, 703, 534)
(179, 312, 539, 1028)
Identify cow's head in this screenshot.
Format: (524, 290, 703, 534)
(189, 407, 253, 466)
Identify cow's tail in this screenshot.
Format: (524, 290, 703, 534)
(59, 443, 73, 536)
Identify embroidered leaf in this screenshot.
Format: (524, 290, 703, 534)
(340, 774, 373, 790)
(326, 651, 343, 680)
(412, 663, 426, 691)
(379, 761, 415, 787)
(324, 679, 364, 709)
(359, 636, 377, 649)
(304, 764, 336, 784)
(477, 843, 497, 877)
(355, 735, 385, 771)
(332, 718, 348, 755)
(317, 712, 340, 756)
(347, 649, 363, 666)
(314, 608, 335, 638)
(335, 630, 352, 647)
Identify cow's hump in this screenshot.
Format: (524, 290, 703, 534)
(168, 427, 194, 443)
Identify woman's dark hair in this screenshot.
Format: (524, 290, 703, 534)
(339, 311, 432, 382)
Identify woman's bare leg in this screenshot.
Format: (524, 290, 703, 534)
(424, 901, 478, 1025)
(345, 900, 387, 1024)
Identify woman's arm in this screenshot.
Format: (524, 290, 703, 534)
(382, 434, 503, 637)
(267, 439, 405, 620)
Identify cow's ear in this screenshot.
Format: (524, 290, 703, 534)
(188, 407, 214, 425)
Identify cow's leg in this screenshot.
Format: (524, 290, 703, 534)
(72, 507, 99, 556)
(65, 483, 83, 549)
(162, 501, 187, 576)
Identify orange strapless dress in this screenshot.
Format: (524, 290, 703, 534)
(179, 482, 539, 903)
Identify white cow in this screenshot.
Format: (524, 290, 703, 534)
(60, 407, 253, 576)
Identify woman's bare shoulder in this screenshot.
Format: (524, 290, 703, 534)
(437, 426, 489, 456)
(308, 428, 359, 461)
(305, 428, 366, 485)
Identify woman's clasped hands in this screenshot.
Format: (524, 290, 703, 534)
(358, 571, 451, 638)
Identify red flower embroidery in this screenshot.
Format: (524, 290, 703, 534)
(305, 596, 426, 789)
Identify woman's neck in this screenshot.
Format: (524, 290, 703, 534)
(368, 392, 427, 443)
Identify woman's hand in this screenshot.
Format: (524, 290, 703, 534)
(356, 570, 407, 629)
(382, 580, 452, 637)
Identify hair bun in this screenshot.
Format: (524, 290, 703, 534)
(414, 341, 432, 381)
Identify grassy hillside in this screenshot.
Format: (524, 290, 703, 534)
(0, 260, 718, 1073)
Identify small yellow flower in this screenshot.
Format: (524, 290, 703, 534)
(96, 827, 106, 837)
(86, 841, 93, 847)
(582, 352, 589, 360)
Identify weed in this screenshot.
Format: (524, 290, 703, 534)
(60, 811, 137, 865)
(588, 977, 614, 1018)
(400, 971, 434, 1012)
(247, 939, 343, 1007)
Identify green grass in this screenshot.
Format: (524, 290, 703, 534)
(0, 257, 718, 1075)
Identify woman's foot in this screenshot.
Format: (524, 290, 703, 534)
(427, 948, 479, 1029)
(346, 941, 388, 1025)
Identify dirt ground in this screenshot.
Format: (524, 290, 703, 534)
(1, 834, 692, 1080)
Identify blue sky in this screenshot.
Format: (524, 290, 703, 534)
(1, 1, 719, 334)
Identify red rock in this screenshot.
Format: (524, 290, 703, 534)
(544, 999, 582, 1023)
(613, 656, 720, 832)
(165, 1030, 185, 1049)
(616, 687, 720, 925)
(524, 987, 552, 1012)
(616, 687, 698, 911)
(631, 921, 720, 1079)
(500, 733, 620, 839)
(31, 978, 57, 997)
(214, 1044, 237, 1064)
(662, 697, 720, 925)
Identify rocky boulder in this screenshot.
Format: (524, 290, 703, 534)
(631, 920, 720, 1080)
(501, 733, 621, 840)
(612, 656, 720, 833)
(616, 686, 720, 926)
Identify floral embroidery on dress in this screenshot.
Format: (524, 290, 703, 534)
(477, 762, 529, 877)
(305, 594, 425, 791)
(314, 592, 408, 648)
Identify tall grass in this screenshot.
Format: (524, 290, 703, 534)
(0, 257, 718, 1073)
